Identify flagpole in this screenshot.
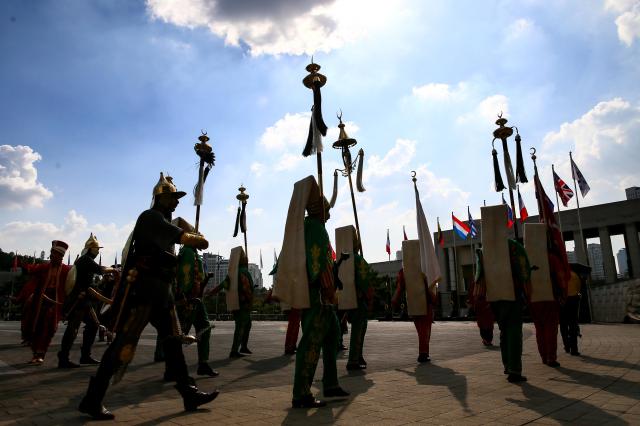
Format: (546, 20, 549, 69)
(468, 206, 476, 280)
(569, 152, 588, 265)
(451, 212, 460, 317)
(551, 165, 565, 239)
(569, 151, 594, 322)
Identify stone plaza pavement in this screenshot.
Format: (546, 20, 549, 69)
(0, 320, 638, 425)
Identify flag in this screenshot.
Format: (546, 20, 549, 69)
(415, 185, 441, 285)
(403, 225, 408, 241)
(467, 207, 478, 239)
(385, 229, 391, 256)
(518, 187, 528, 222)
(452, 213, 470, 239)
(553, 170, 574, 207)
(273, 248, 278, 264)
(259, 250, 263, 269)
(570, 157, 590, 197)
(114, 253, 118, 267)
(67, 252, 71, 265)
(99, 254, 102, 267)
(534, 172, 571, 300)
(331, 245, 337, 261)
(502, 194, 515, 228)
(437, 218, 444, 247)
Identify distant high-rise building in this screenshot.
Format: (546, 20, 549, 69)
(587, 244, 605, 281)
(248, 263, 264, 289)
(625, 187, 640, 200)
(202, 252, 228, 289)
(396, 250, 403, 261)
(617, 248, 629, 277)
(40, 250, 45, 260)
(566, 250, 577, 263)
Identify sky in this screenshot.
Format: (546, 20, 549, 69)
(1, 0, 639, 286)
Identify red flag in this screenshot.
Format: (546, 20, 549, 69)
(437, 218, 444, 247)
(385, 229, 391, 255)
(518, 187, 528, 222)
(331, 245, 337, 261)
(403, 226, 408, 241)
(534, 173, 570, 301)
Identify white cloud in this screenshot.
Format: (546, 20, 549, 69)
(250, 161, 265, 176)
(259, 113, 309, 151)
(541, 97, 640, 204)
(0, 210, 134, 264)
(146, 0, 401, 56)
(412, 82, 468, 102)
(605, 0, 640, 46)
(0, 145, 53, 209)
(367, 139, 416, 178)
(505, 18, 535, 41)
(457, 94, 510, 125)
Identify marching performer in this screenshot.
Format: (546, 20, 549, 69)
(561, 263, 590, 355)
(22, 240, 71, 365)
(524, 223, 564, 367)
(155, 232, 218, 378)
(273, 176, 349, 408)
(469, 248, 495, 346)
(335, 225, 374, 370)
(58, 233, 116, 368)
(478, 204, 531, 383)
(209, 246, 254, 358)
(78, 173, 218, 420)
(392, 240, 438, 363)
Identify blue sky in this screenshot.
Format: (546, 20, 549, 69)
(1, 0, 639, 285)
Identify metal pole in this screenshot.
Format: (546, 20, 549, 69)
(347, 170, 363, 256)
(451, 213, 460, 317)
(195, 158, 204, 233)
(570, 151, 594, 322)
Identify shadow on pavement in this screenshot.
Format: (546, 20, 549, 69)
(506, 382, 627, 425)
(396, 363, 471, 414)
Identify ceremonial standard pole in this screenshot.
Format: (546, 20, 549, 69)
(234, 185, 250, 257)
(330, 112, 366, 256)
(193, 131, 215, 233)
(491, 114, 528, 240)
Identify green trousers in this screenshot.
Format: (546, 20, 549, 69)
(347, 303, 368, 364)
(490, 300, 523, 375)
(231, 307, 252, 353)
(293, 305, 340, 399)
(154, 298, 212, 364)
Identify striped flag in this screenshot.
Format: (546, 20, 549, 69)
(385, 229, 391, 255)
(571, 158, 590, 197)
(452, 213, 470, 239)
(403, 225, 408, 241)
(553, 170, 574, 207)
(502, 193, 515, 228)
(437, 217, 444, 247)
(467, 207, 478, 239)
(518, 187, 528, 222)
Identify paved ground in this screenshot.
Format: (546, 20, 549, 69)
(0, 320, 638, 425)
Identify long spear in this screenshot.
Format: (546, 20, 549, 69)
(193, 131, 215, 233)
(302, 59, 328, 222)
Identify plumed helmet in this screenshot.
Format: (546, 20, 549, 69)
(84, 233, 103, 250)
(151, 172, 187, 206)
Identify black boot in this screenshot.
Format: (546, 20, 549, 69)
(78, 376, 115, 420)
(175, 383, 219, 411)
(80, 353, 100, 365)
(292, 395, 326, 408)
(197, 363, 219, 377)
(58, 352, 80, 369)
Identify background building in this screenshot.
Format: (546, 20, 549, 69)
(587, 244, 606, 281)
(625, 187, 640, 200)
(617, 248, 629, 278)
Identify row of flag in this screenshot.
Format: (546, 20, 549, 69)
(383, 157, 590, 253)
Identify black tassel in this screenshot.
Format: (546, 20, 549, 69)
(492, 149, 505, 192)
(356, 148, 366, 192)
(329, 170, 338, 207)
(515, 133, 528, 183)
(240, 203, 247, 233)
(302, 117, 314, 157)
(233, 206, 241, 237)
(312, 81, 327, 135)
